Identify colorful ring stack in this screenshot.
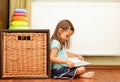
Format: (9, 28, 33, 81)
(9, 8, 29, 30)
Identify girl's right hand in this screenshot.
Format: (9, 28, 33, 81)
(65, 60, 75, 68)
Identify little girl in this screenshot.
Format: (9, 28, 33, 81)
(50, 19, 94, 79)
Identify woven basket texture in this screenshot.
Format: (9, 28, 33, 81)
(2, 33, 48, 78)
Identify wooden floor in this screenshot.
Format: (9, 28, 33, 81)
(0, 69, 120, 82)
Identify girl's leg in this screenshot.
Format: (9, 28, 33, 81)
(80, 71, 94, 79)
(76, 66, 94, 79)
(76, 66, 86, 75)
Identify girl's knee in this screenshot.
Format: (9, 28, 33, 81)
(79, 67, 86, 72)
(76, 67, 86, 75)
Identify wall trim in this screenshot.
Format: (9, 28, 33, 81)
(86, 65, 120, 70)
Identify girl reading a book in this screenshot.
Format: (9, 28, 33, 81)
(50, 19, 94, 79)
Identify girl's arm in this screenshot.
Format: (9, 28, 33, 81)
(50, 48, 74, 68)
(67, 51, 84, 61)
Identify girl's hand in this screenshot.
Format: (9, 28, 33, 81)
(65, 60, 75, 68)
(77, 55, 84, 61)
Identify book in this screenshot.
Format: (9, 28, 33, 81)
(67, 57, 91, 67)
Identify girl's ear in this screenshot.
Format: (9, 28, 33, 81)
(58, 28, 63, 33)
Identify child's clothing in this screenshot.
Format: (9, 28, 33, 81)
(52, 66, 78, 79)
(50, 39, 78, 79)
(50, 39, 68, 69)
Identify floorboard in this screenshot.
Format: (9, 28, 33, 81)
(0, 69, 120, 82)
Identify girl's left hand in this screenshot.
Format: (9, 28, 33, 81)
(77, 55, 84, 61)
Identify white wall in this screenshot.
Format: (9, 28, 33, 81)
(31, 2, 120, 56)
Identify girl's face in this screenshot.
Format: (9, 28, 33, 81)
(59, 29, 74, 42)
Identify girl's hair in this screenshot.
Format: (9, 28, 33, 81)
(51, 19, 74, 49)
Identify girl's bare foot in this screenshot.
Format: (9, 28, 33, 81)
(80, 71, 95, 79)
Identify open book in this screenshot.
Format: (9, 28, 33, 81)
(67, 57, 91, 67)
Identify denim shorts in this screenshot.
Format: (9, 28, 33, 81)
(51, 66, 78, 79)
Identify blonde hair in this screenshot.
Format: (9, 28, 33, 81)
(51, 19, 74, 49)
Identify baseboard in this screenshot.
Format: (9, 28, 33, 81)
(86, 65, 120, 70)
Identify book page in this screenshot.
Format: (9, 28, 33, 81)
(68, 57, 91, 67)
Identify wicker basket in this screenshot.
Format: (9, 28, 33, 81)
(0, 30, 50, 78)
